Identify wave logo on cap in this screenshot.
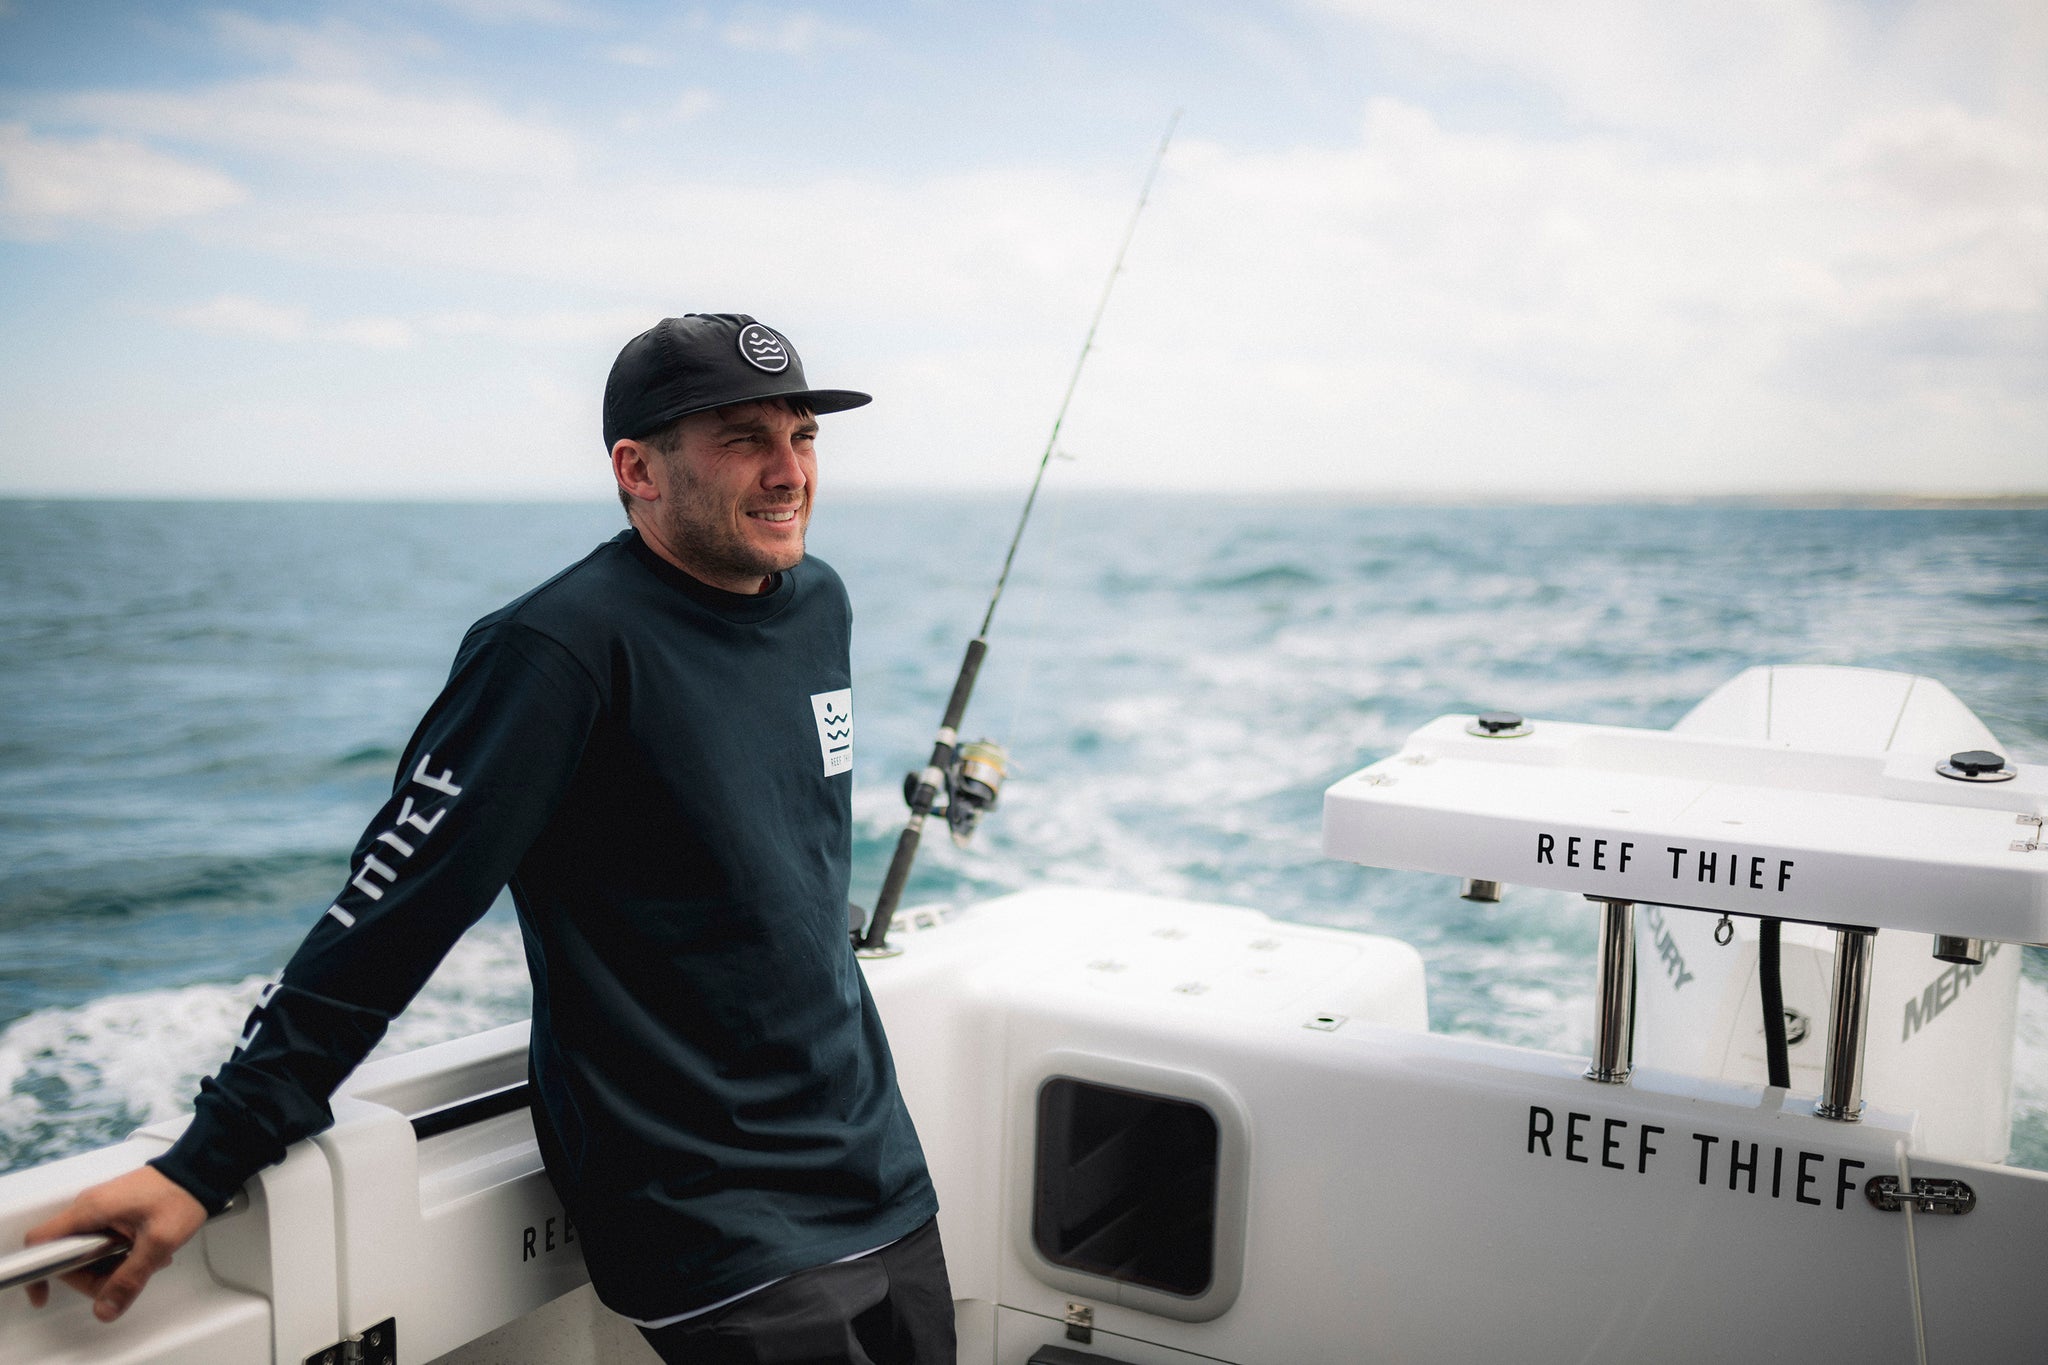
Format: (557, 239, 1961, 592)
(737, 323, 791, 373)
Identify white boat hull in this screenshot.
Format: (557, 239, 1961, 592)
(7, 885, 2047, 1363)
(7, 663, 2045, 1362)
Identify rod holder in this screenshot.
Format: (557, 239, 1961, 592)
(1816, 927, 1876, 1122)
(1585, 898, 1637, 1084)
(1460, 878, 1503, 903)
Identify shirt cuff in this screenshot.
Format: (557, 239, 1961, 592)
(146, 1090, 285, 1215)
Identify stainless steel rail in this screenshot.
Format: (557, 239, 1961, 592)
(2, 1080, 532, 1295)
(0, 1231, 128, 1295)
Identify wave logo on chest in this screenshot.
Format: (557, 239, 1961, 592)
(810, 688, 853, 776)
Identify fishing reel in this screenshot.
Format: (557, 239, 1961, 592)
(903, 738, 1010, 847)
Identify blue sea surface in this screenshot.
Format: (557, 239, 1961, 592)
(1, 497, 2044, 1173)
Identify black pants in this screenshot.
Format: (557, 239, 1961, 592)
(637, 1217, 955, 1365)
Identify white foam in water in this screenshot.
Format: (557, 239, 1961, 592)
(8, 502, 2046, 1174)
(0, 981, 259, 1152)
(374, 920, 532, 1055)
(0, 923, 531, 1164)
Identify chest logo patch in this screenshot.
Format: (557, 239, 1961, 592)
(810, 689, 853, 776)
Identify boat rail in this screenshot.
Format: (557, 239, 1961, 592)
(0, 1080, 533, 1294)
(0, 1232, 128, 1295)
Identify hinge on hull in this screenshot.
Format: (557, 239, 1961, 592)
(1063, 1300, 1094, 1343)
(2014, 814, 2042, 854)
(1865, 1176, 1976, 1215)
(305, 1317, 396, 1365)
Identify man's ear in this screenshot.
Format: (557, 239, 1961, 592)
(612, 439, 661, 507)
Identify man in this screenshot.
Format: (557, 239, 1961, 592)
(25, 314, 953, 1365)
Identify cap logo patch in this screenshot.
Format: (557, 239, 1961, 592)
(737, 323, 791, 373)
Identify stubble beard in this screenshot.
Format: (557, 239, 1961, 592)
(659, 467, 807, 589)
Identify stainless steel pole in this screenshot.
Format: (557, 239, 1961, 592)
(1816, 927, 1876, 1121)
(1585, 898, 1637, 1084)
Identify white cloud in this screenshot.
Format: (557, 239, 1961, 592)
(719, 11, 869, 56)
(195, 79, 2036, 488)
(1065, 95, 2045, 493)
(1314, 0, 2046, 151)
(100, 69, 2037, 496)
(170, 294, 310, 340)
(330, 317, 418, 349)
(26, 10, 572, 180)
(615, 87, 717, 133)
(419, 0, 586, 24)
(233, 162, 1123, 338)
(208, 11, 441, 76)
(672, 88, 717, 121)
(1836, 104, 2047, 217)
(416, 306, 658, 343)
(166, 296, 661, 352)
(61, 77, 578, 177)
(604, 43, 669, 68)
(4, 0, 2042, 498)
(0, 123, 246, 236)
(169, 295, 424, 350)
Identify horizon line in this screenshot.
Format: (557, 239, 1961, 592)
(2, 490, 2045, 511)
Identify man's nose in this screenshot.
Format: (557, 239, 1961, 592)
(761, 436, 807, 489)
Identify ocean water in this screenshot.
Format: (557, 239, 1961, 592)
(1, 497, 2044, 1175)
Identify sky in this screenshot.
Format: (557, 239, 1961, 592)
(0, 0, 2043, 500)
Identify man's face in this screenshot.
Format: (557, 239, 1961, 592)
(643, 400, 819, 593)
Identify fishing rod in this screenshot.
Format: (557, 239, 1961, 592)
(856, 111, 1180, 957)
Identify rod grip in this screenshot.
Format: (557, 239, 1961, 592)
(940, 638, 988, 734)
(861, 820, 926, 949)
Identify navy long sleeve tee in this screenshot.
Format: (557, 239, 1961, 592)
(151, 530, 936, 1318)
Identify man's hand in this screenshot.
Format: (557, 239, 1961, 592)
(22, 1166, 208, 1322)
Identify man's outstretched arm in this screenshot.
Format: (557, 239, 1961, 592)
(21, 621, 597, 1320)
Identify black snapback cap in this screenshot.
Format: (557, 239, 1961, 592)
(602, 313, 871, 450)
